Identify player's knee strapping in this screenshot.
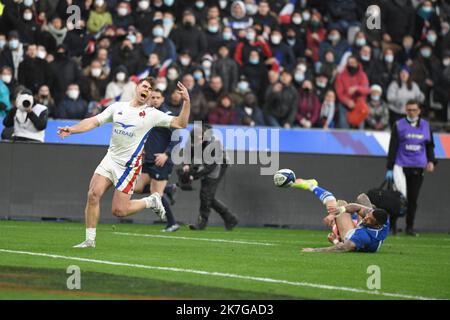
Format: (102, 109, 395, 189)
(312, 186, 336, 204)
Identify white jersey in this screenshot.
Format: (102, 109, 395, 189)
(95, 101, 174, 167)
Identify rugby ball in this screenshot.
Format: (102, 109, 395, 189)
(273, 169, 296, 188)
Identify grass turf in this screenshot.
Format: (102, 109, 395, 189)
(0, 220, 449, 300)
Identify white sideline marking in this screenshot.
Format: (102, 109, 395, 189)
(113, 232, 275, 246)
(0, 249, 438, 300)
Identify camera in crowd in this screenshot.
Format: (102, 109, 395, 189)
(16, 89, 34, 112)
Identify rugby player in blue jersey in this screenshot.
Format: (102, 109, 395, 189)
(292, 179, 389, 253)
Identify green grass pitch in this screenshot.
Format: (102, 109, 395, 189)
(0, 220, 449, 300)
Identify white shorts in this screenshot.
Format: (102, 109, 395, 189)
(94, 153, 142, 195)
(345, 228, 356, 241)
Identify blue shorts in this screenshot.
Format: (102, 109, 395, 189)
(142, 162, 173, 181)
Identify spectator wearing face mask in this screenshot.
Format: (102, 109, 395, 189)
(334, 55, 370, 129)
(366, 84, 389, 131)
(305, 11, 327, 63)
(242, 50, 271, 103)
(87, 0, 113, 34)
(229, 76, 252, 107)
(6, 6, 41, 45)
(414, 1, 441, 43)
(358, 45, 378, 85)
(105, 65, 137, 103)
(192, 68, 207, 89)
(80, 59, 108, 104)
(419, 29, 442, 60)
(0, 74, 11, 119)
(284, 26, 306, 59)
(319, 28, 349, 66)
(295, 80, 321, 129)
(236, 91, 265, 126)
(223, 1, 254, 33)
(0, 66, 19, 97)
(134, 0, 153, 37)
(234, 27, 273, 66)
(113, 2, 135, 30)
(204, 17, 223, 55)
(141, 22, 177, 63)
(57, 83, 88, 119)
(314, 73, 331, 101)
(372, 48, 401, 94)
(34, 85, 56, 118)
(0, 31, 24, 80)
(269, 29, 296, 71)
(169, 9, 207, 61)
(172, 51, 196, 77)
(18, 43, 54, 95)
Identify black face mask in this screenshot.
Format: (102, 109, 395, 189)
(184, 21, 194, 28)
(347, 66, 358, 75)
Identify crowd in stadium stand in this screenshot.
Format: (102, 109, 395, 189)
(0, 0, 449, 131)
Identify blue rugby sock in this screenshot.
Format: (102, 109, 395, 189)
(312, 186, 336, 204)
(162, 195, 176, 227)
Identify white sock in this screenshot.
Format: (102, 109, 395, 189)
(86, 228, 96, 241)
(143, 193, 160, 209)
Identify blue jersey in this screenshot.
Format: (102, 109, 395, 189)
(347, 219, 390, 253)
(143, 104, 179, 165)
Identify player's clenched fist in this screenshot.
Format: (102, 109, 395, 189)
(57, 126, 73, 138)
(176, 81, 190, 101)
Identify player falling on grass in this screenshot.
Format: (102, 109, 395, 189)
(57, 77, 191, 248)
(292, 178, 389, 253)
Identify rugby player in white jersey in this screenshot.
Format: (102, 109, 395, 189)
(57, 77, 190, 248)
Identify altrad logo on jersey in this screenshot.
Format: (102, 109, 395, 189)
(114, 122, 136, 138)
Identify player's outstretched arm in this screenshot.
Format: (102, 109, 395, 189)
(328, 203, 372, 218)
(170, 82, 190, 129)
(302, 240, 356, 253)
(57, 117, 100, 138)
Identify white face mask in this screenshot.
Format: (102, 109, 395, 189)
(156, 82, 167, 91)
(180, 57, 190, 66)
(95, 0, 105, 7)
(23, 12, 33, 21)
(444, 58, 450, 67)
(118, 7, 128, 16)
(202, 60, 212, 69)
(1, 74, 12, 84)
(407, 116, 419, 123)
(91, 68, 102, 78)
(295, 72, 305, 82)
(384, 55, 394, 63)
(116, 72, 126, 82)
(138, 0, 150, 10)
(37, 50, 46, 59)
(292, 16, 302, 25)
(271, 35, 282, 45)
(238, 81, 249, 92)
(67, 89, 80, 100)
